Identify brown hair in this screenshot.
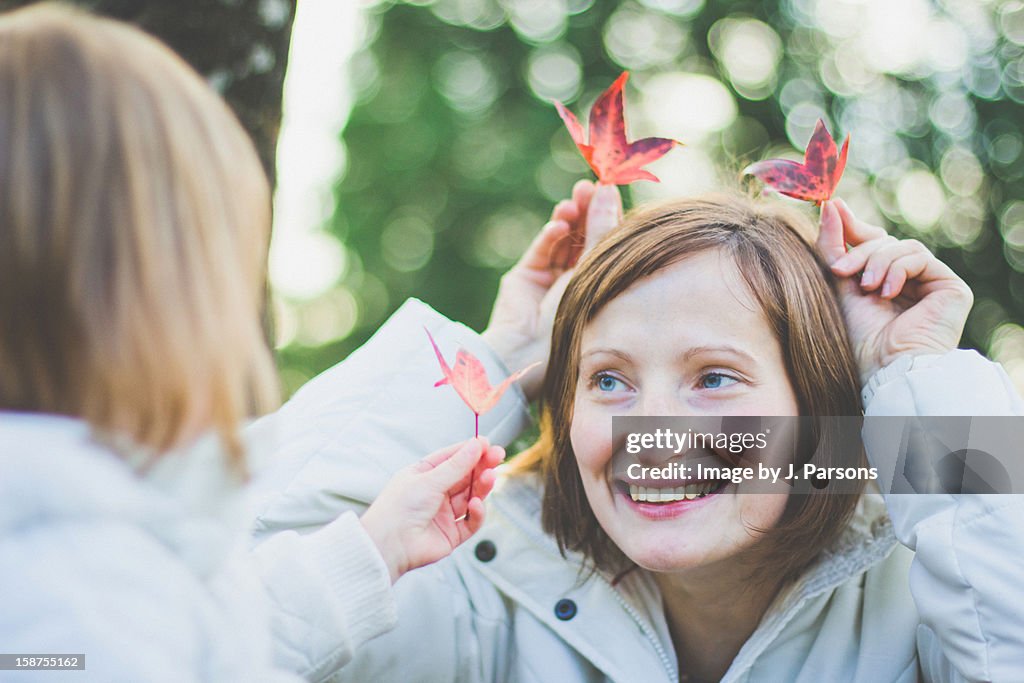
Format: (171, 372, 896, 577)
(509, 192, 866, 583)
(0, 4, 279, 461)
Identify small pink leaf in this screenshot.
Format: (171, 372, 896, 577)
(426, 328, 540, 418)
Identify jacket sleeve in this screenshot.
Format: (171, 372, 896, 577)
(861, 350, 1024, 682)
(245, 298, 531, 681)
(249, 511, 399, 681)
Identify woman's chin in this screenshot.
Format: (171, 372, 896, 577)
(617, 537, 719, 573)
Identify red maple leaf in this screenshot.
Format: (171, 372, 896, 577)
(426, 329, 539, 437)
(744, 119, 850, 205)
(554, 71, 681, 185)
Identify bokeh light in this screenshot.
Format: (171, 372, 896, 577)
(709, 17, 782, 100)
(640, 72, 737, 142)
(526, 43, 583, 102)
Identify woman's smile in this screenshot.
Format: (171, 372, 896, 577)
(619, 480, 731, 519)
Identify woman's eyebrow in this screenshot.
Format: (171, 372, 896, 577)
(580, 348, 633, 363)
(681, 344, 758, 363)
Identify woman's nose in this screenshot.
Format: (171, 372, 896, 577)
(638, 388, 687, 416)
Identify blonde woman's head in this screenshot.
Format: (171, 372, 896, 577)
(0, 4, 279, 461)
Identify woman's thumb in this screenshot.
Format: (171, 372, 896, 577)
(426, 438, 485, 489)
(816, 200, 847, 265)
(585, 184, 623, 251)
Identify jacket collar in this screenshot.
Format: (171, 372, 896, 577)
(724, 490, 896, 681)
(472, 473, 897, 683)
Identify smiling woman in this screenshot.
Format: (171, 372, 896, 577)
(510, 194, 864, 588)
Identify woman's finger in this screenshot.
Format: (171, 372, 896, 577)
(547, 181, 602, 269)
(879, 251, 932, 299)
(459, 498, 487, 538)
(561, 180, 596, 255)
(471, 444, 504, 472)
(551, 198, 579, 225)
(469, 466, 498, 501)
(860, 239, 928, 293)
(452, 447, 502, 523)
(571, 179, 596, 219)
(462, 447, 502, 506)
(884, 248, 965, 296)
(829, 235, 897, 278)
(834, 198, 888, 245)
(517, 220, 572, 275)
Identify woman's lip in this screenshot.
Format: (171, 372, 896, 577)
(618, 484, 728, 519)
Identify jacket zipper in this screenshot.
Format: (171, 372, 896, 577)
(602, 576, 677, 682)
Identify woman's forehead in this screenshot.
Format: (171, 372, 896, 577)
(581, 252, 775, 354)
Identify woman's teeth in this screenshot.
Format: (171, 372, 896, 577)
(628, 482, 720, 502)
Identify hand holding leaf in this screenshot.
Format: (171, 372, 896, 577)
(360, 438, 505, 582)
(554, 71, 681, 185)
(817, 199, 973, 384)
(744, 119, 849, 205)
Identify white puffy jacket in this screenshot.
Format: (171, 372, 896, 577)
(0, 413, 396, 681)
(253, 298, 1024, 683)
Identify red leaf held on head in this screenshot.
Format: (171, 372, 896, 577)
(426, 329, 539, 429)
(554, 71, 682, 186)
(744, 119, 850, 205)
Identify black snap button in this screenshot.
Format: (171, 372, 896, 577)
(554, 598, 577, 621)
(474, 540, 496, 562)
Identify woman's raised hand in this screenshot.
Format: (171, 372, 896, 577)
(817, 198, 974, 385)
(482, 180, 623, 400)
(360, 438, 505, 583)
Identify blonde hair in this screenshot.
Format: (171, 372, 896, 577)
(0, 4, 279, 461)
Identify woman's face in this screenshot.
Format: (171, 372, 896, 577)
(570, 249, 799, 574)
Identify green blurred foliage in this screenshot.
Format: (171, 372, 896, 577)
(277, 0, 1024, 394)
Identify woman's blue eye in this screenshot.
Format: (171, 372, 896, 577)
(700, 372, 737, 389)
(596, 374, 623, 392)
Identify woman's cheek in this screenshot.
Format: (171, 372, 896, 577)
(569, 399, 612, 474)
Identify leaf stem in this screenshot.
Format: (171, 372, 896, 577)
(467, 412, 480, 517)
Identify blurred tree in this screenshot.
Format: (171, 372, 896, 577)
(276, 0, 1024, 393)
(0, 0, 296, 183)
